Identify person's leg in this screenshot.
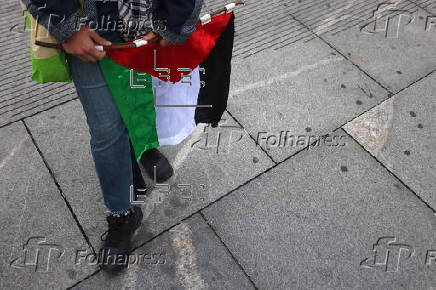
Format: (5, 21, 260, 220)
(67, 53, 137, 214)
(67, 53, 146, 271)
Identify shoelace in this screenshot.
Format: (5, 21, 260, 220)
(100, 216, 127, 241)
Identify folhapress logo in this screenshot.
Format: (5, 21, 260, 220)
(360, 237, 414, 272)
(360, 236, 436, 272)
(9, 237, 65, 273)
(360, 2, 414, 39)
(8, 236, 167, 272)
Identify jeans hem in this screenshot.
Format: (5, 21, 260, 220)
(109, 205, 134, 216)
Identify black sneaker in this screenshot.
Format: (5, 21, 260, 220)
(99, 206, 143, 272)
(140, 148, 174, 183)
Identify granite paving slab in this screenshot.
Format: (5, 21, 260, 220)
(0, 122, 95, 289)
(73, 214, 254, 290)
(227, 38, 388, 162)
(0, 0, 76, 128)
(203, 130, 436, 289)
(409, 0, 436, 15)
(24, 100, 274, 250)
(344, 71, 436, 211)
(302, 0, 436, 93)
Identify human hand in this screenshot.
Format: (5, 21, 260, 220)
(61, 26, 111, 62)
(141, 31, 170, 47)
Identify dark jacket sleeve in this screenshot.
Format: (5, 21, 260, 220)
(21, 0, 84, 42)
(154, 0, 203, 44)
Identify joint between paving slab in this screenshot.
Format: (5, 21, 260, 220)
(408, 0, 436, 16)
(285, 0, 436, 98)
(393, 68, 436, 96)
(338, 67, 435, 131)
(129, 140, 319, 254)
(198, 211, 259, 290)
(283, 5, 393, 96)
(224, 109, 335, 165)
(21, 119, 97, 254)
(124, 163, 283, 266)
(0, 97, 78, 130)
(225, 109, 278, 164)
(69, 131, 372, 288)
(67, 268, 102, 290)
(336, 70, 436, 130)
(342, 129, 436, 215)
(339, 92, 396, 129)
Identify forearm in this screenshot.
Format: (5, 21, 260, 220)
(21, 0, 84, 43)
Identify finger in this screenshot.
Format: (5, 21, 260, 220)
(141, 31, 157, 41)
(88, 50, 106, 62)
(77, 55, 90, 63)
(88, 30, 112, 46)
(95, 51, 107, 61)
(84, 52, 98, 62)
(159, 38, 170, 47)
(78, 54, 94, 63)
(80, 48, 99, 63)
(81, 41, 106, 61)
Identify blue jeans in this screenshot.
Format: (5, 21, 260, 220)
(67, 53, 146, 214)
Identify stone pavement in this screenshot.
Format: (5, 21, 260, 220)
(1, 0, 436, 289)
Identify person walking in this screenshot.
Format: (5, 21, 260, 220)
(22, 0, 204, 271)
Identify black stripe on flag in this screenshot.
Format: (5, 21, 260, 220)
(195, 14, 235, 127)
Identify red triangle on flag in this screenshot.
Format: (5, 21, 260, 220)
(106, 13, 233, 83)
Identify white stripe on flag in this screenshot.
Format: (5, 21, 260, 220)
(152, 66, 201, 146)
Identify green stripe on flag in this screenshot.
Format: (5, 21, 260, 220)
(99, 56, 160, 162)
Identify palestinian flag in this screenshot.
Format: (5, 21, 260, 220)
(98, 13, 234, 162)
